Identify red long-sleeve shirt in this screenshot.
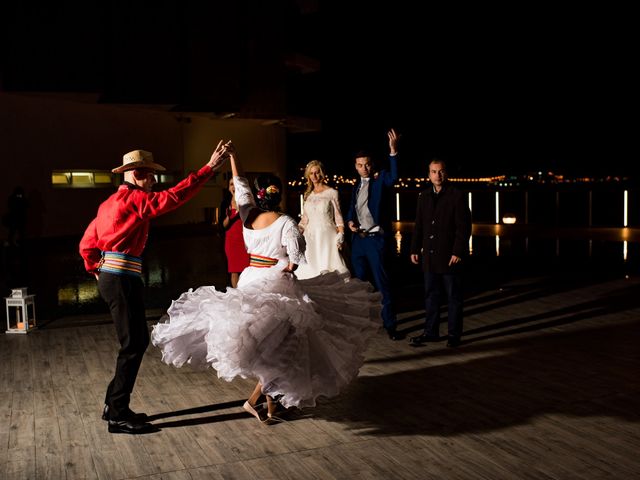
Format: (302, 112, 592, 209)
(79, 165, 213, 274)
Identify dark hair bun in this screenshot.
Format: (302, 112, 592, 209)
(254, 173, 283, 211)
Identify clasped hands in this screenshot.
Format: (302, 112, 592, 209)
(208, 140, 236, 170)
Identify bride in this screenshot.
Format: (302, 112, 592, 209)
(295, 160, 349, 280)
(151, 144, 381, 424)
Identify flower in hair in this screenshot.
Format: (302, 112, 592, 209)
(266, 185, 280, 195)
(256, 188, 266, 199)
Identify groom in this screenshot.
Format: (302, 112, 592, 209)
(346, 129, 400, 339)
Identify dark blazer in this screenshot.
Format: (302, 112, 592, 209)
(410, 184, 471, 273)
(346, 154, 399, 233)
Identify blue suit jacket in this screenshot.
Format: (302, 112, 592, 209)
(346, 154, 398, 233)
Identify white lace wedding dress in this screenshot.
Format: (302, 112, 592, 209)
(151, 176, 381, 409)
(295, 187, 349, 280)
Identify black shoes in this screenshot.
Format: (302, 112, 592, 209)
(102, 404, 149, 422)
(408, 334, 462, 347)
(108, 419, 157, 434)
(409, 334, 439, 346)
(386, 327, 405, 341)
(103, 405, 156, 434)
(446, 337, 461, 348)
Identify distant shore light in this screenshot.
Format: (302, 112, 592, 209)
(502, 214, 517, 224)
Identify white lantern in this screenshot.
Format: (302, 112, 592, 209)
(5, 288, 37, 334)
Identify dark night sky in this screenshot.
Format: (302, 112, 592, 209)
(320, 3, 635, 179)
(1, 2, 635, 179)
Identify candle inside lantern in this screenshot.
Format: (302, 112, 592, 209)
(17, 322, 25, 329)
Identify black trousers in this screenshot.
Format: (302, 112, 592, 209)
(98, 272, 149, 420)
(423, 271, 464, 339)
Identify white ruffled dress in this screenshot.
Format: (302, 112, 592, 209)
(295, 187, 349, 280)
(151, 176, 381, 409)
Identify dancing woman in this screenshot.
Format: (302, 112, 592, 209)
(152, 144, 381, 424)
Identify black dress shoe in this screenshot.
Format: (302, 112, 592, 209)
(102, 404, 148, 422)
(446, 337, 461, 348)
(108, 419, 158, 434)
(386, 328, 405, 341)
(409, 334, 439, 346)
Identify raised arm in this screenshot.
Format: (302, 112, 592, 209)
(133, 140, 230, 219)
(228, 147, 257, 225)
(383, 128, 400, 186)
(229, 144, 243, 178)
(388, 128, 399, 155)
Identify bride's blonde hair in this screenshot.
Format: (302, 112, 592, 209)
(303, 160, 326, 200)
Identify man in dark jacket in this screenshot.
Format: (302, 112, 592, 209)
(410, 158, 471, 347)
(346, 129, 400, 339)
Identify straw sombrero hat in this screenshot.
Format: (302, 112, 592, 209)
(112, 150, 167, 173)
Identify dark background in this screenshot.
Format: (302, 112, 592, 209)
(1, 1, 635, 179)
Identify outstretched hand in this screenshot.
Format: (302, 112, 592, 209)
(208, 140, 233, 171)
(388, 128, 400, 155)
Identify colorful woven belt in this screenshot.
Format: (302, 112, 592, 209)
(249, 254, 278, 268)
(98, 251, 143, 276)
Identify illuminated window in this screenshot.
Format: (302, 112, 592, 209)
(52, 170, 180, 188)
(158, 174, 175, 184)
(52, 172, 70, 185)
(51, 170, 115, 188)
(94, 172, 113, 184)
(71, 172, 93, 184)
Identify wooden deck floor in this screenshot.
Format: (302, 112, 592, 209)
(1, 272, 639, 479)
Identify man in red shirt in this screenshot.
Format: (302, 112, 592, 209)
(80, 141, 230, 434)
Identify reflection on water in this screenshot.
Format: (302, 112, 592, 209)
(145, 263, 169, 288)
(56, 262, 173, 308)
(57, 280, 100, 305)
(391, 223, 637, 263)
(4, 223, 638, 322)
(394, 230, 402, 255)
(55, 228, 639, 315)
(0, 230, 229, 320)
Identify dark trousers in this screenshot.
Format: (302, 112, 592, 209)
(98, 272, 149, 420)
(351, 234, 396, 330)
(423, 271, 464, 339)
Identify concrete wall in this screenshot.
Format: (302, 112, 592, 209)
(177, 115, 286, 227)
(0, 93, 285, 239)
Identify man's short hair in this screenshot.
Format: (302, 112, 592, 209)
(429, 158, 447, 170)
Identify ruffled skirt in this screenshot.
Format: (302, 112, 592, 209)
(151, 270, 381, 408)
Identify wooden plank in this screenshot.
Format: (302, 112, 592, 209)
(4, 446, 36, 480)
(145, 470, 192, 480)
(10, 335, 34, 393)
(83, 419, 127, 480)
(8, 392, 34, 450)
(110, 434, 158, 478)
(1, 273, 640, 479)
(30, 333, 54, 391)
(34, 416, 65, 480)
